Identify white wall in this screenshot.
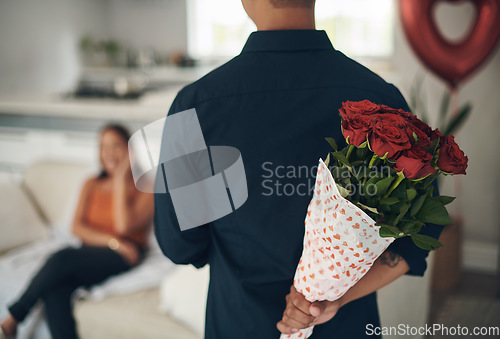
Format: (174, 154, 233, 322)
(0, 0, 108, 94)
(0, 0, 188, 95)
(106, 0, 187, 55)
(391, 2, 500, 271)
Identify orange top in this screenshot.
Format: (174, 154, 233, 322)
(86, 186, 148, 249)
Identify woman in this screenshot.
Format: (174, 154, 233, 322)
(1, 124, 154, 339)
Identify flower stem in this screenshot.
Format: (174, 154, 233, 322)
(384, 172, 405, 198)
(368, 153, 379, 168)
(346, 144, 355, 161)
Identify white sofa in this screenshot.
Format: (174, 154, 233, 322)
(0, 161, 201, 339)
(0, 160, 434, 339)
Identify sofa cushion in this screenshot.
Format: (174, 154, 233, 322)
(22, 161, 94, 229)
(0, 173, 48, 253)
(159, 265, 209, 336)
(75, 288, 201, 339)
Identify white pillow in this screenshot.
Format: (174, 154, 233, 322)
(158, 265, 209, 336)
(0, 174, 48, 253)
(22, 161, 95, 230)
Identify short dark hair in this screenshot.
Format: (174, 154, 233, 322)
(270, 0, 315, 8)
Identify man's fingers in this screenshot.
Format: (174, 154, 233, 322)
(282, 311, 309, 329)
(276, 320, 297, 335)
(290, 286, 313, 315)
(309, 301, 327, 317)
(281, 303, 315, 328)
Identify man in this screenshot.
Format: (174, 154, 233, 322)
(154, 0, 442, 338)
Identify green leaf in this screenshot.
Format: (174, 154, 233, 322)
(374, 176, 395, 197)
(399, 220, 424, 235)
(423, 173, 439, 189)
(410, 194, 426, 218)
(411, 234, 444, 250)
(336, 184, 350, 198)
(357, 203, 379, 214)
(356, 147, 368, 160)
(332, 151, 352, 167)
(365, 173, 384, 185)
(406, 188, 417, 201)
(325, 137, 338, 151)
(380, 197, 400, 206)
(410, 91, 417, 113)
(331, 166, 349, 180)
(324, 152, 331, 167)
(434, 196, 455, 205)
(415, 198, 453, 225)
(443, 102, 472, 136)
(390, 180, 407, 200)
(410, 73, 428, 122)
(438, 90, 450, 130)
(378, 204, 392, 213)
(377, 224, 404, 238)
(394, 203, 411, 225)
(428, 137, 440, 156)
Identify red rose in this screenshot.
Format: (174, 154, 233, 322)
(407, 123, 431, 148)
(393, 147, 437, 179)
(372, 113, 409, 128)
(410, 116, 433, 137)
(341, 100, 380, 116)
(341, 114, 373, 146)
(339, 107, 350, 120)
(437, 135, 468, 175)
(430, 128, 444, 144)
(369, 121, 412, 158)
(379, 105, 413, 118)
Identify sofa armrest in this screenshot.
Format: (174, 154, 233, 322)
(0, 173, 48, 254)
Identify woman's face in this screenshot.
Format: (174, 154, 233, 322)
(99, 129, 128, 176)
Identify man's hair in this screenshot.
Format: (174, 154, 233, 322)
(270, 0, 315, 8)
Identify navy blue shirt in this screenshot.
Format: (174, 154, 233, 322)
(155, 30, 442, 339)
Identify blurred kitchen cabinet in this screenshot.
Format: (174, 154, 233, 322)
(0, 127, 97, 173)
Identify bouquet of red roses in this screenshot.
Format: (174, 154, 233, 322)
(281, 100, 468, 339)
(329, 100, 468, 249)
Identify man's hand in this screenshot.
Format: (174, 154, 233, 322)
(276, 285, 341, 335)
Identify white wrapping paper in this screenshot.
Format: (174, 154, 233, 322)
(281, 159, 395, 338)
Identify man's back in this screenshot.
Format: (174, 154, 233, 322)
(155, 30, 412, 338)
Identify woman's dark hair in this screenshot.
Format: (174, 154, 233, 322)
(97, 123, 131, 180)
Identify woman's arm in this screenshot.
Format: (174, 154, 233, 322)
(277, 251, 409, 334)
(72, 178, 115, 246)
(112, 158, 154, 237)
(71, 178, 140, 265)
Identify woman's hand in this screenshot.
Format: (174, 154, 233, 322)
(113, 156, 131, 185)
(114, 238, 140, 266)
(276, 285, 342, 335)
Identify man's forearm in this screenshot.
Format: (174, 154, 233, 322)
(338, 251, 409, 308)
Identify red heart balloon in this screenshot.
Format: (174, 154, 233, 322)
(399, 0, 500, 89)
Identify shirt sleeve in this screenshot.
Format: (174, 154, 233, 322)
(154, 91, 211, 268)
(386, 211, 443, 276)
(385, 84, 444, 276)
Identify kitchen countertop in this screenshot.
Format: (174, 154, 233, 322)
(0, 85, 188, 132)
(0, 65, 220, 130)
(0, 87, 181, 122)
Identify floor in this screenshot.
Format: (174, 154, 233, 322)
(427, 272, 500, 338)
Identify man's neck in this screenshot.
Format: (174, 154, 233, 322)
(255, 8, 315, 31)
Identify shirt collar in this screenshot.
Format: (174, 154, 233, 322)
(241, 30, 334, 53)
